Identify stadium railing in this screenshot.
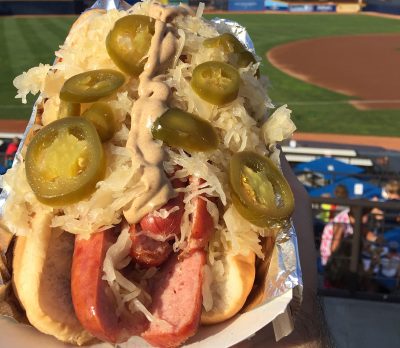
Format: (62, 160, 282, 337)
(312, 196, 400, 302)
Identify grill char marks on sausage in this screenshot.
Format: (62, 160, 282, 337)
(129, 224, 173, 267)
(140, 177, 186, 238)
(131, 177, 186, 267)
(71, 228, 147, 343)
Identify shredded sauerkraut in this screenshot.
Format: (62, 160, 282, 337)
(5, 0, 297, 252)
(13, 64, 51, 104)
(2, 0, 297, 316)
(262, 104, 296, 147)
(102, 225, 155, 319)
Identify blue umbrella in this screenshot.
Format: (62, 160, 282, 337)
(309, 177, 382, 199)
(295, 157, 364, 181)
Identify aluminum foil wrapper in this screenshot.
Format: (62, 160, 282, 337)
(0, 0, 303, 344)
(89, 0, 131, 11)
(212, 12, 303, 320)
(210, 18, 256, 54)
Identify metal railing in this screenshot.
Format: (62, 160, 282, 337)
(311, 196, 400, 302)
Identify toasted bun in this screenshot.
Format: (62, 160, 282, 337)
(12, 212, 92, 345)
(10, 11, 106, 344)
(201, 251, 255, 325)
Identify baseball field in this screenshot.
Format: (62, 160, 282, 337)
(1, 12, 400, 136)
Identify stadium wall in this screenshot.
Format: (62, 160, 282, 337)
(0, 0, 138, 15)
(363, 0, 400, 14)
(0, 0, 86, 15)
(1, 0, 399, 16)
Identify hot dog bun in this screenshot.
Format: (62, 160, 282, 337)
(201, 251, 255, 325)
(11, 10, 99, 344)
(12, 212, 93, 345)
(7, 2, 277, 346)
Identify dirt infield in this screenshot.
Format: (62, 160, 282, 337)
(268, 34, 400, 110)
(293, 132, 400, 151)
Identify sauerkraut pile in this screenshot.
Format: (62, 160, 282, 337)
(1, 0, 296, 312)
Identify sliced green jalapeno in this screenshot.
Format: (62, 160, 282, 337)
(191, 61, 240, 106)
(60, 69, 125, 103)
(204, 33, 259, 78)
(82, 102, 115, 142)
(58, 100, 80, 119)
(106, 15, 155, 76)
(203, 33, 244, 54)
(152, 108, 218, 152)
(229, 151, 294, 227)
(25, 117, 105, 206)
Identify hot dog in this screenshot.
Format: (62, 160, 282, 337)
(2, 1, 296, 347)
(70, 176, 212, 345)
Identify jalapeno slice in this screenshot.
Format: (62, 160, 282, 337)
(25, 117, 105, 206)
(204, 34, 259, 78)
(191, 61, 240, 106)
(237, 51, 257, 69)
(229, 151, 294, 227)
(152, 108, 218, 152)
(58, 100, 80, 119)
(106, 15, 155, 76)
(82, 102, 115, 142)
(203, 33, 244, 54)
(60, 69, 125, 103)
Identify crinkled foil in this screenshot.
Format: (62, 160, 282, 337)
(0, 0, 303, 343)
(89, 0, 131, 11)
(215, 14, 303, 328)
(210, 18, 256, 54)
(211, 16, 302, 314)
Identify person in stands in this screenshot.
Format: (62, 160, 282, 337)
(320, 208, 353, 266)
(4, 137, 20, 168)
(319, 184, 349, 223)
(382, 180, 400, 227)
(320, 206, 374, 266)
(371, 180, 400, 229)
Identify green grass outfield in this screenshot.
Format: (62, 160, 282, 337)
(1, 13, 400, 136)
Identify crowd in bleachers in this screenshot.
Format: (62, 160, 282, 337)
(313, 180, 400, 295)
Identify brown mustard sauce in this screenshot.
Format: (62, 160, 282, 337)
(123, 3, 187, 223)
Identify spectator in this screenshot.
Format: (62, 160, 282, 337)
(380, 241, 400, 278)
(373, 180, 400, 228)
(374, 155, 390, 175)
(382, 180, 400, 201)
(373, 241, 400, 292)
(320, 208, 353, 266)
(318, 184, 349, 223)
(320, 206, 372, 266)
(4, 137, 20, 168)
(322, 207, 380, 293)
(332, 184, 349, 213)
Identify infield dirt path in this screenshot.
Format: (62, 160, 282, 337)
(293, 132, 400, 151)
(268, 34, 400, 110)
